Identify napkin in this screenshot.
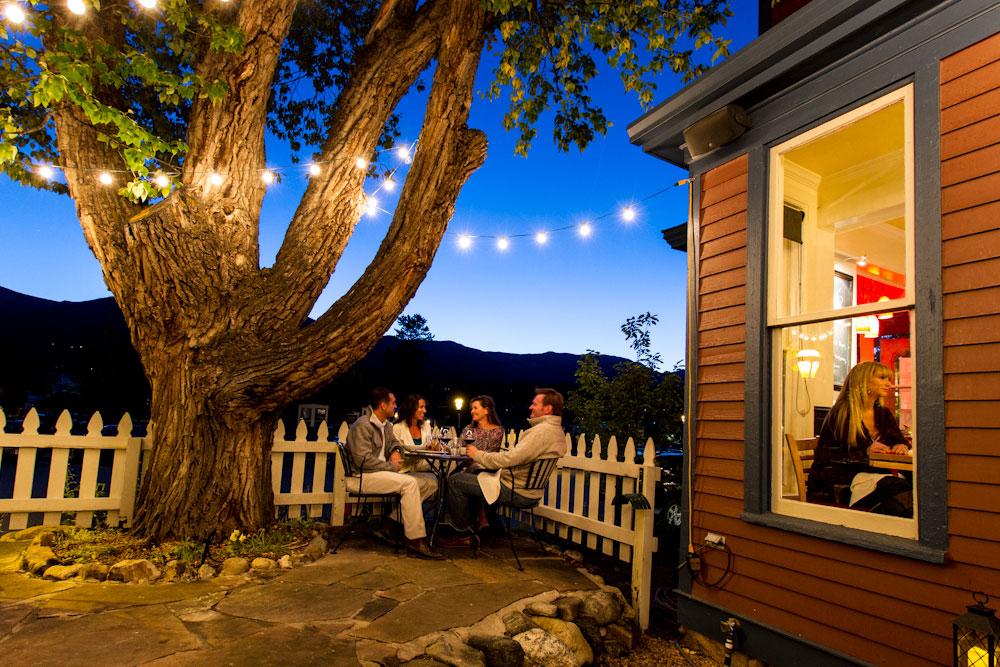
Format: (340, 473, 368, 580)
(478, 469, 503, 504)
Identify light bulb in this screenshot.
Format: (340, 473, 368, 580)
(36, 164, 54, 180)
(382, 178, 396, 192)
(307, 163, 321, 177)
(856, 255, 868, 267)
(578, 222, 593, 238)
(354, 157, 368, 170)
(621, 206, 637, 222)
(534, 231, 548, 245)
(364, 196, 379, 217)
(497, 237, 510, 251)
(153, 173, 170, 188)
(261, 169, 275, 185)
(98, 171, 113, 186)
(457, 234, 472, 250)
(208, 172, 223, 186)
(67, 0, 86, 15)
(395, 146, 411, 163)
(4, 3, 26, 24)
(137, 0, 156, 8)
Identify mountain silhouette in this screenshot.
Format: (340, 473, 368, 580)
(0, 286, 628, 430)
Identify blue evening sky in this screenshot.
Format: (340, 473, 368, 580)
(0, 2, 757, 367)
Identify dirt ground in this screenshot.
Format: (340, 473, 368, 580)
(599, 633, 718, 667)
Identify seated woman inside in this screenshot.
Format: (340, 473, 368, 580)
(806, 361, 912, 517)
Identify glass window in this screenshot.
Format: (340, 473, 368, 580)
(767, 86, 917, 538)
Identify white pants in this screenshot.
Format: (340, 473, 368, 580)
(344, 471, 437, 540)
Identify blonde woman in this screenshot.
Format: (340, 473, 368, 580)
(806, 361, 912, 516)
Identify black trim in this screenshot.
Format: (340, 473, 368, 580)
(661, 223, 688, 252)
(676, 591, 870, 667)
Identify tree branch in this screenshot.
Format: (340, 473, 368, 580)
(227, 0, 490, 410)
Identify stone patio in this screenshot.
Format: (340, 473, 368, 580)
(0, 534, 601, 665)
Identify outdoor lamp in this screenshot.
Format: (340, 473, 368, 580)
(796, 349, 821, 379)
(454, 397, 464, 431)
(953, 592, 1000, 667)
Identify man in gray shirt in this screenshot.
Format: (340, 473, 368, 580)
(347, 387, 442, 559)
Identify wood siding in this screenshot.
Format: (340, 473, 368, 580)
(688, 32, 1000, 666)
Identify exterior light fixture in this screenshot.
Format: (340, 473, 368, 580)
(953, 592, 999, 667)
(454, 397, 464, 432)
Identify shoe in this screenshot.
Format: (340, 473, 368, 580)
(435, 535, 473, 548)
(407, 539, 446, 560)
(372, 527, 396, 545)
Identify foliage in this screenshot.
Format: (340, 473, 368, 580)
(394, 313, 434, 341)
(567, 313, 683, 447)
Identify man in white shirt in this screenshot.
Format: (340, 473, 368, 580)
(346, 387, 442, 559)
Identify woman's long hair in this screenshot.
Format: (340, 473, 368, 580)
(396, 394, 425, 427)
(471, 395, 503, 430)
(829, 361, 893, 448)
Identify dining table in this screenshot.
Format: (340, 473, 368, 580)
(404, 449, 472, 546)
(868, 451, 914, 472)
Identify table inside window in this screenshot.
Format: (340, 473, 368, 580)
(868, 452, 913, 472)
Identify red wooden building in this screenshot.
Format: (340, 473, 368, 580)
(630, 1, 1000, 664)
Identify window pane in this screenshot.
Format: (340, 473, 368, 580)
(776, 310, 914, 517)
(773, 99, 910, 319)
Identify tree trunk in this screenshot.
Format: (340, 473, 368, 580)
(132, 354, 278, 541)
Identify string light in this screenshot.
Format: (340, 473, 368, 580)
(137, 0, 157, 8)
(153, 173, 170, 188)
(364, 195, 379, 217)
(496, 237, 510, 252)
(620, 205, 637, 222)
(208, 172, 223, 186)
(98, 171, 113, 186)
(578, 222, 593, 238)
(354, 157, 369, 170)
(395, 146, 412, 164)
(67, 0, 86, 15)
(307, 163, 321, 177)
(35, 164, 54, 180)
(382, 178, 396, 192)
(260, 169, 275, 185)
(534, 231, 548, 246)
(856, 255, 868, 267)
(3, 3, 26, 24)
(457, 234, 473, 250)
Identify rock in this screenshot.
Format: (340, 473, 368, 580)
(502, 612, 537, 637)
(197, 564, 217, 579)
(251, 557, 277, 571)
(34, 531, 58, 547)
(304, 535, 328, 561)
(108, 559, 161, 583)
(77, 562, 109, 581)
(425, 634, 485, 667)
(22, 545, 58, 575)
(531, 617, 593, 666)
(13, 525, 63, 542)
(525, 602, 558, 618)
(220, 557, 250, 576)
(562, 550, 583, 562)
(573, 617, 603, 657)
(43, 564, 82, 581)
(278, 555, 293, 569)
(513, 629, 576, 667)
(467, 635, 525, 667)
(604, 623, 634, 650)
(162, 559, 185, 582)
(580, 591, 623, 626)
(553, 596, 583, 622)
(401, 659, 451, 667)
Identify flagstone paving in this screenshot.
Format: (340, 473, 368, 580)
(0, 536, 600, 665)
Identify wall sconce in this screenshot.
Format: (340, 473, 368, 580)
(796, 349, 821, 379)
(853, 315, 880, 339)
(953, 592, 999, 667)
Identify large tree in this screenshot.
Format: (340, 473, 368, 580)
(1, 0, 729, 540)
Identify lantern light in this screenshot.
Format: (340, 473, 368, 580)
(795, 349, 821, 379)
(952, 592, 1000, 667)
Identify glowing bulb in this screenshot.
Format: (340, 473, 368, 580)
(578, 222, 593, 238)
(457, 234, 472, 250)
(261, 169, 275, 185)
(364, 195, 379, 217)
(98, 171, 113, 186)
(496, 237, 510, 252)
(354, 157, 369, 170)
(137, 0, 156, 8)
(153, 173, 170, 188)
(307, 163, 321, 177)
(395, 146, 412, 163)
(36, 164, 54, 180)
(208, 172, 223, 186)
(534, 231, 548, 245)
(621, 206, 637, 222)
(856, 255, 867, 267)
(4, 3, 26, 24)
(67, 0, 86, 15)
(382, 178, 396, 192)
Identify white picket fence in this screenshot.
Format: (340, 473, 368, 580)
(0, 407, 660, 628)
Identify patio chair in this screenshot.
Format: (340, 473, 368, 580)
(330, 441, 403, 554)
(488, 457, 559, 571)
(784, 433, 818, 501)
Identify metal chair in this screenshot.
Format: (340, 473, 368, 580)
(489, 457, 559, 571)
(330, 441, 403, 554)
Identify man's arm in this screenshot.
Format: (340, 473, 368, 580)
(348, 422, 397, 472)
(474, 431, 540, 470)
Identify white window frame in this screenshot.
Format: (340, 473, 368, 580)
(766, 85, 918, 539)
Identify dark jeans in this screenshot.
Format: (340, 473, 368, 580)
(443, 471, 536, 533)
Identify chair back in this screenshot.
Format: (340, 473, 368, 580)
(784, 433, 818, 501)
(336, 441, 357, 478)
(517, 457, 559, 493)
